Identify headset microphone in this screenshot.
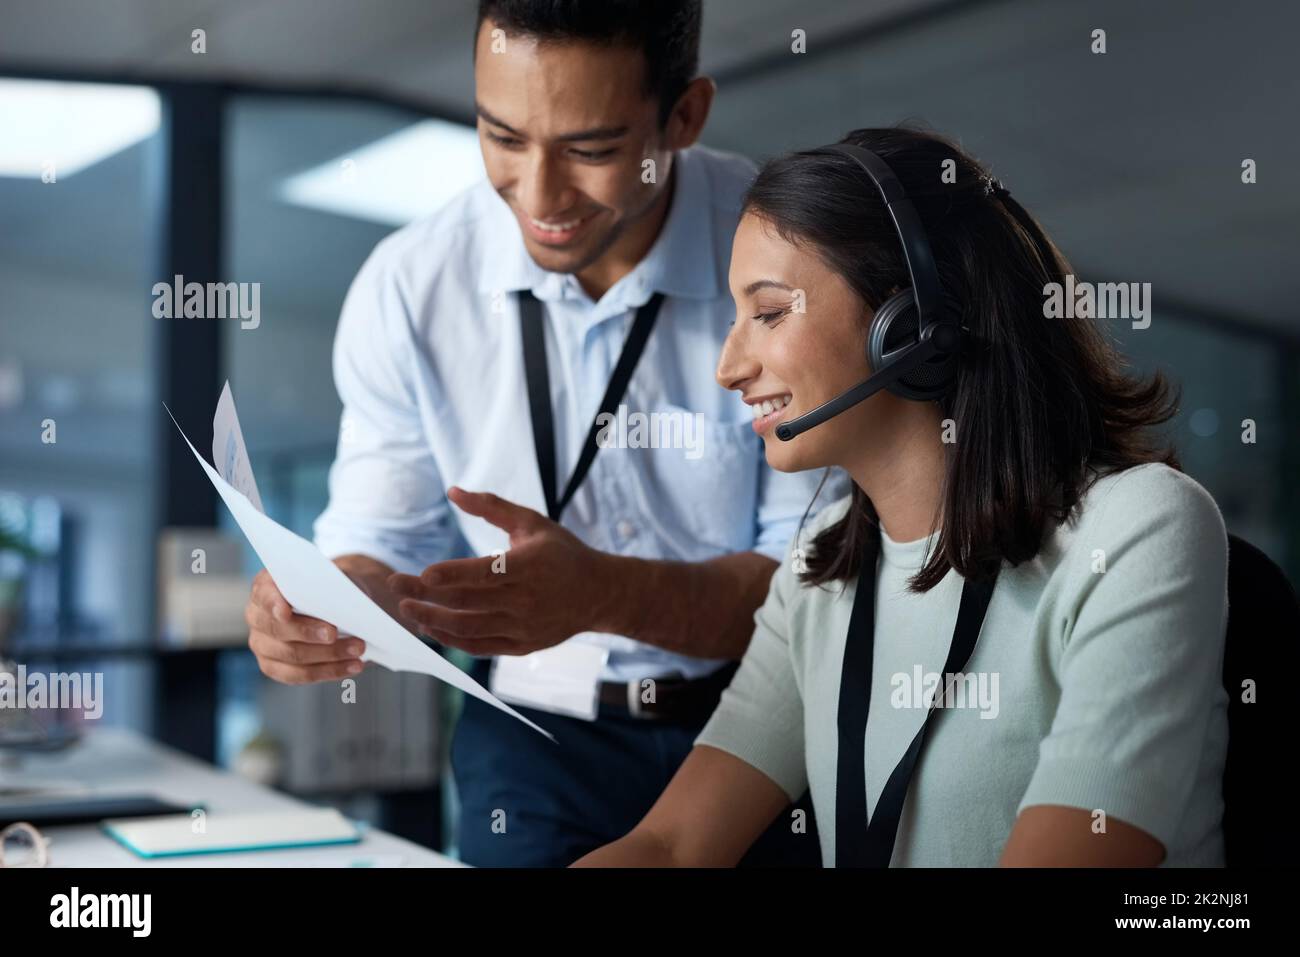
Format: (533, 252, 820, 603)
(774, 143, 966, 442)
(775, 322, 960, 441)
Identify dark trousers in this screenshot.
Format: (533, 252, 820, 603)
(451, 659, 820, 867)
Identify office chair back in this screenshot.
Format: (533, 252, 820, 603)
(1222, 533, 1300, 867)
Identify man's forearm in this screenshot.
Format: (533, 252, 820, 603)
(591, 551, 778, 661)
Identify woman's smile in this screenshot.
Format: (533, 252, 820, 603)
(746, 393, 792, 434)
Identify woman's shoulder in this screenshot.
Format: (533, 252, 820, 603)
(1070, 461, 1228, 565)
(1081, 461, 1222, 522)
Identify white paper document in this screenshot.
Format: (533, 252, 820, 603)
(212, 380, 265, 513)
(164, 388, 554, 741)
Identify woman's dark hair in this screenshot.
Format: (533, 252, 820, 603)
(744, 126, 1181, 591)
(475, 0, 701, 126)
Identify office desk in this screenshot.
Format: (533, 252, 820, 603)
(1, 727, 461, 867)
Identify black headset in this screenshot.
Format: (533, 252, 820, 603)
(775, 143, 966, 442)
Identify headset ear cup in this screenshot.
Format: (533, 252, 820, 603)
(867, 289, 961, 401)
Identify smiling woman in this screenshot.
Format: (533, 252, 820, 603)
(575, 126, 1231, 868)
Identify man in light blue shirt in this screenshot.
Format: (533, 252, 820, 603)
(244, 0, 841, 866)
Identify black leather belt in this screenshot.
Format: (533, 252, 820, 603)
(598, 663, 739, 723)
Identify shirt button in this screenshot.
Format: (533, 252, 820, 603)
(616, 520, 636, 541)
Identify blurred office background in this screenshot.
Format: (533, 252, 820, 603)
(1, 0, 1296, 854)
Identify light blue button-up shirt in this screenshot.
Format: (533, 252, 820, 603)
(313, 143, 845, 681)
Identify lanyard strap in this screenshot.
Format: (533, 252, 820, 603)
(519, 289, 666, 522)
(835, 533, 999, 867)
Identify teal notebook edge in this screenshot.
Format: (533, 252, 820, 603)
(101, 820, 363, 859)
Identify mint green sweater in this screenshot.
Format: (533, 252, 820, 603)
(696, 463, 1230, 866)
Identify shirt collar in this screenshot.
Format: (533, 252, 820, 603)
(476, 146, 721, 307)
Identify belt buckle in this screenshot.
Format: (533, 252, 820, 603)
(626, 679, 648, 719)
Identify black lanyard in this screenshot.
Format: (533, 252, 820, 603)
(518, 289, 666, 522)
(835, 532, 999, 867)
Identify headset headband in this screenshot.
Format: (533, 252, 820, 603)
(819, 143, 949, 336)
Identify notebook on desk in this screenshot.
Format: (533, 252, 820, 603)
(102, 807, 361, 858)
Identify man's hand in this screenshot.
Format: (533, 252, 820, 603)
(245, 567, 369, 684)
(386, 486, 609, 657)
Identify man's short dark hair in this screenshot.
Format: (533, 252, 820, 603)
(476, 0, 702, 125)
